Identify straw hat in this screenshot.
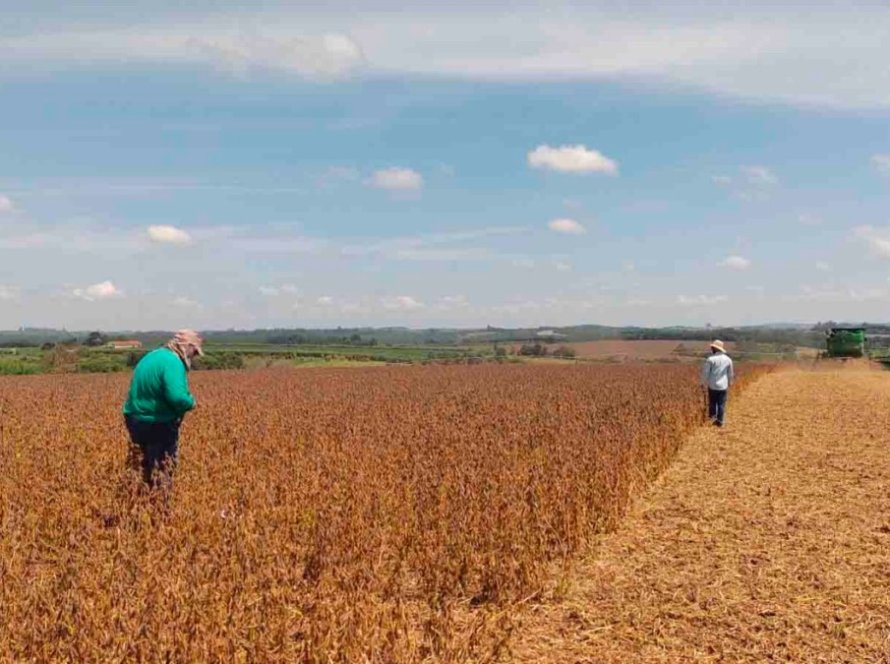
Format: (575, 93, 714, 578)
(710, 339, 727, 353)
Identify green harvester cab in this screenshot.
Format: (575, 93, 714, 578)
(826, 327, 866, 358)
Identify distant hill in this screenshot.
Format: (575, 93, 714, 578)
(0, 322, 837, 349)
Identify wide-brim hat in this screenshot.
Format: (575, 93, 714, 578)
(710, 339, 727, 353)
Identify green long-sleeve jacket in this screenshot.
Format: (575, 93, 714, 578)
(123, 348, 196, 423)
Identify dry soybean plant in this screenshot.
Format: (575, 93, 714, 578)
(0, 363, 768, 662)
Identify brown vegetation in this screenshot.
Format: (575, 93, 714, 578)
(510, 369, 890, 662)
(506, 340, 735, 361)
(0, 364, 766, 662)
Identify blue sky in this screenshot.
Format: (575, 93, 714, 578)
(1, 1, 889, 329)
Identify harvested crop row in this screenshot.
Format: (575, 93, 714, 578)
(0, 363, 768, 662)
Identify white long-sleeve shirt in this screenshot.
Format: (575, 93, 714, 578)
(701, 352, 734, 391)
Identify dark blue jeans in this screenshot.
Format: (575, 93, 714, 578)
(708, 389, 728, 426)
(125, 415, 181, 489)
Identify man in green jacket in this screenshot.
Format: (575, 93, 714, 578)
(123, 329, 204, 490)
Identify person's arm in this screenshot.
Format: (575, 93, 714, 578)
(162, 355, 196, 416)
(728, 358, 735, 387)
(700, 358, 711, 387)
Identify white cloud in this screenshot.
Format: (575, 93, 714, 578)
(341, 226, 527, 262)
(794, 283, 890, 303)
(798, 285, 886, 302)
(740, 165, 778, 186)
(512, 258, 536, 269)
(381, 295, 424, 311)
(316, 296, 334, 305)
(390, 247, 496, 261)
(490, 299, 544, 316)
(173, 296, 198, 307)
(0, 194, 14, 213)
(873, 154, 890, 175)
(436, 295, 469, 310)
(259, 284, 298, 297)
(528, 145, 618, 175)
(367, 167, 423, 192)
(714, 166, 777, 201)
(555, 261, 572, 272)
(624, 297, 652, 306)
(72, 280, 123, 301)
(147, 225, 192, 245)
(0, 285, 18, 300)
(719, 255, 752, 270)
(677, 294, 729, 306)
(798, 213, 822, 226)
(795, 285, 841, 302)
(2, 28, 363, 80)
(848, 288, 888, 301)
(854, 225, 890, 258)
(714, 166, 778, 188)
(337, 301, 373, 316)
(815, 261, 831, 272)
(6, 9, 890, 108)
(198, 32, 363, 79)
(548, 218, 586, 235)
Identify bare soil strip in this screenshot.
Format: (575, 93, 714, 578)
(509, 370, 890, 663)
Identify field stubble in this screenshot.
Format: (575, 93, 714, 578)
(0, 364, 766, 662)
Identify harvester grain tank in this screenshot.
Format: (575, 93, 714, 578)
(825, 327, 866, 358)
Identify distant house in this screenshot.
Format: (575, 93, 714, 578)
(107, 340, 143, 350)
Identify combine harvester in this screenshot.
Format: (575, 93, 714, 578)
(825, 327, 866, 359)
(823, 326, 890, 367)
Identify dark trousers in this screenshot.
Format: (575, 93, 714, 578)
(125, 415, 181, 489)
(708, 389, 728, 426)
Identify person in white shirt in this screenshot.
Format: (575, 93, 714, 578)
(700, 340, 734, 427)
